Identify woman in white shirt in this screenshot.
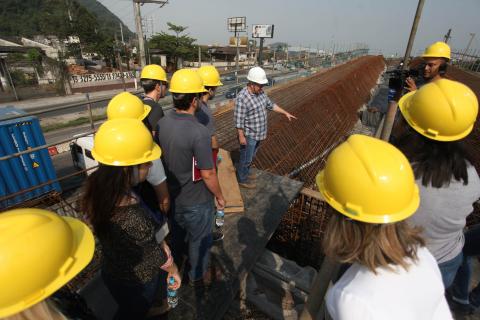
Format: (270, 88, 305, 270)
(316, 134, 452, 320)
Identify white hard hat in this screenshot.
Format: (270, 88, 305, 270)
(247, 67, 268, 85)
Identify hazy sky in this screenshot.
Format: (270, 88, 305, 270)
(99, 0, 479, 56)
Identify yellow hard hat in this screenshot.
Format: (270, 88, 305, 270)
(169, 69, 207, 94)
(422, 41, 451, 60)
(106, 92, 151, 121)
(141, 64, 168, 82)
(0, 208, 95, 318)
(316, 135, 419, 224)
(197, 65, 223, 87)
(399, 79, 478, 142)
(92, 118, 161, 166)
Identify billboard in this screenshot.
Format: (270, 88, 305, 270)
(229, 36, 248, 47)
(252, 24, 274, 38)
(227, 17, 246, 32)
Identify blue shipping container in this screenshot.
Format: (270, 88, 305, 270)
(0, 107, 61, 209)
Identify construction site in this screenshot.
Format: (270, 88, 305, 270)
(1, 0, 480, 318)
(1, 49, 480, 319)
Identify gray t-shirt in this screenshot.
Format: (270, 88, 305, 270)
(408, 164, 480, 263)
(195, 100, 216, 136)
(157, 111, 214, 207)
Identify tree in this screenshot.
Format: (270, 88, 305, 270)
(149, 22, 198, 69)
(0, 0, 118, 66)
(27, 48, 44, 76)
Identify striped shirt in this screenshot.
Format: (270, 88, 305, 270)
(234, 87, 275, 141)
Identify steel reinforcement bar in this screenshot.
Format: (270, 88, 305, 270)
(215, 55, 385, 188)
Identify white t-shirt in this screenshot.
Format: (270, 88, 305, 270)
(146, 158, 167, 186)
(326, 247, 452, 320)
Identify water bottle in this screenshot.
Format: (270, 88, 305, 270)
(167, 276, 178, 308)
(215, 210, 225, 227)
(387, 88, 396, 102)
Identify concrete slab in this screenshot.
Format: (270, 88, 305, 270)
(168, 170, 303, 320)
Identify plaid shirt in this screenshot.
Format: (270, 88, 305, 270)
(234, 87, 275, 141)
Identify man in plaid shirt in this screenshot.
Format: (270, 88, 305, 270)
(234, 67, 296, 188)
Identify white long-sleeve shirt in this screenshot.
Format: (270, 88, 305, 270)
(326, 247, 452, 320)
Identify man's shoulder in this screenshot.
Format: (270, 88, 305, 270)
(158, 111, 173, 123)
(236, 87, 249, 100)
(142, 98, 160, 108)
(191, 119, 211, 137)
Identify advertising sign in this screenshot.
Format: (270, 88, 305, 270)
(252, 24, 274, 38)
(229, 36, 248, 47)
(227, 17, 246, 32)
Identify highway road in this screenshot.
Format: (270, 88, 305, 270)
(44, 68, 307, 191)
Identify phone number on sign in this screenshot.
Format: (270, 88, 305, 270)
(70, 72, 135, 83)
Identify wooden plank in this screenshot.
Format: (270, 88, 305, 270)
(300, 187, 325, 201)
(217, 148, 244, 213)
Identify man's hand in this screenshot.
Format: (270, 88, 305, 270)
(238, 133, 247, 145)
(159, 201, 170, 215)
(154, 181, 170, 215)
(405, 77, 417, 92)
(216, 195, 226, 211)
(166, 264, 181, 290)
(273, 104, 297, 121)
(284, 112, 297, 121)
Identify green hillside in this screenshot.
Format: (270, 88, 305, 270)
(75, 0, 133, 40)
(0, 0, 132, 41)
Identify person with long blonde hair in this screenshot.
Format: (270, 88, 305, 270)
(318, 134, 452, 320)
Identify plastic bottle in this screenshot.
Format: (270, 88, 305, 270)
(215, 210, 225, 227)
(167, 276, 178, 308)
(387, 88, 396, 102)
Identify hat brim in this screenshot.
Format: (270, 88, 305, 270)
(421, 53, 450, 60)
(247, 77, 268, 85)
(140, 104, 152, 120)
(169, 87, 208, 94)
(204, 80, 223, 87)
(92, 143, 161, 166)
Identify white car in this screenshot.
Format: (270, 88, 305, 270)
(70, 134, 98, 175)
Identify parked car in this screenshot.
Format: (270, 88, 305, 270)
(225, 86, 243, 99)
(70, 134, 97, 175)
(222, 74, 236, 82)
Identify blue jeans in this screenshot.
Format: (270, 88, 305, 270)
(237, 136, 261, 183)
(102, 270, 160, 320)
(451, 225, 480, 305)
(438, 251, 463, 289)
(171, 199, 214, 281)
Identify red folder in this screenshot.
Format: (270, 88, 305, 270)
(192, 150, 219, 182)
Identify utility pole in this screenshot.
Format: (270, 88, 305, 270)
(381, 0, 425, 142)
(198, 46, 201, 67)
(235, 26, 240, 83)
(273, 50, 276, 70)
(227, 17, 246, 85)
(120, 22, 125, 44)
(258, 38, 264, 66)
(133, 2, 146, 67)
(133, 0, 168, 68)
(444, 28, 452, 44)
(114, 33, 127, 91)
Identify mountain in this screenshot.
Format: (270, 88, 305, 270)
(75, 0, 133, 40)
(0, 0, 132, 41)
